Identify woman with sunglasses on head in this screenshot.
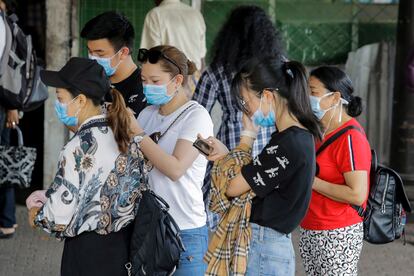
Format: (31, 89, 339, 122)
(24, 57, 147, 276)
(130, 45, 214, 275)
(299, 66, 371, 276)
(201, 57, 322, 275)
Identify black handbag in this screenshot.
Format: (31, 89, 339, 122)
(126, 189, 186, 276)
(0, 126, 37, 188)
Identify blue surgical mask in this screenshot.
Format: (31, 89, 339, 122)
(88, 50, 121, 76)
(54, 97, 80, 127)
(251, 96, 276, 127)
(310, 92, 348, 121)
(143, 78, 177, 105)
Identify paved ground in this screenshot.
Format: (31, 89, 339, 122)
(1, 205, 414, 276)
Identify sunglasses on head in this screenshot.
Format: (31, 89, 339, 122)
(137, 48, 181, 74)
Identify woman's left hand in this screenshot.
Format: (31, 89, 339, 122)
(198, 134, 229, 162)
(127, 108, 144, 136)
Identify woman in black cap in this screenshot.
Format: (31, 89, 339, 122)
(25, 57, 146, 276)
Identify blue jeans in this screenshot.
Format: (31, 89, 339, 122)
(0, 106, 15, 228)
(174, 225, 208, 276)
(246, 223, 295, 276)
(0, 186, 16, 228)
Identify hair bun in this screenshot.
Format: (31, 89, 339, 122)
(347, 96, 363, 117)
(187, 60, 197, 75)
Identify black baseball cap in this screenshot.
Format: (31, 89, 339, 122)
(40, 57, 111, 100)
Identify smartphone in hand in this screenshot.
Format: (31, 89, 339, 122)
(193, 138, 213, 156)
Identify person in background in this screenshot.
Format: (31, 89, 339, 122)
(141, 0, 207, 96)
(81, 11, 146, 117)
(25, 58, 146, 276)
(0, 0, 20, 239)
(192, 5, 284, 230)
(202, 57, 322, 275)
(131, 45, 214, 275)
(300, 66, 371, 276)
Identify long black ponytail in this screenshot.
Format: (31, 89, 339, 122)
(231, 57, 323, 140)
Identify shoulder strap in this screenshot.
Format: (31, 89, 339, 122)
(158, 103, 196, 140)
(316, 125, 362, 156)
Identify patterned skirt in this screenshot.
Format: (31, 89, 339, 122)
(299, 223, 363, 276)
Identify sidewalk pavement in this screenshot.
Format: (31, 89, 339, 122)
(1, 205, 414, 276)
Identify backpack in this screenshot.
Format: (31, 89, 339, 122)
(316, 125, 412, 244)
(126, 189, 186, 276)
(0, 12, 48, 111)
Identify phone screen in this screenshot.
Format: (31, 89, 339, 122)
(193, 138, 212, 156)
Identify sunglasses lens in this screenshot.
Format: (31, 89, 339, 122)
(138, 49, 148, 62)
(148, 51, 161, 64)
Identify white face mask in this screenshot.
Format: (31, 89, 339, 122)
(309, 92, 349, 121)
(312, 93, 349, 137)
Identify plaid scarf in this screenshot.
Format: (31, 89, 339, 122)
(204, 144, 255, 276)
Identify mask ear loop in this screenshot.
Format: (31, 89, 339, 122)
(110, 49, 124, 69)
(322, 104, 338, 138)
(338, 98, 349, 123)
(166, 76, 180, 98)
(72, 96, 82, 119)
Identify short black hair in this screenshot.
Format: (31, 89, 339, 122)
(80, 11, 135, 54)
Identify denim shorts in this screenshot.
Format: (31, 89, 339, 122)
(245, 223, 295, 276)
(174, 225, 208, 276)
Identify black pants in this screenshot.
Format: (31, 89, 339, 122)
(61, 225, 132, 276)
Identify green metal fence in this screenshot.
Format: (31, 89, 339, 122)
(78, 0, 398, 65)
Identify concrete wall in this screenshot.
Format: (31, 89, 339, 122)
(43, 0, 73, 187)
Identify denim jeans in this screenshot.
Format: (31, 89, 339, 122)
(0, 186, 16, 228)
(174, 225, 208, 276)
(246, 223, 295, 276)
(0, 106, 15, 228)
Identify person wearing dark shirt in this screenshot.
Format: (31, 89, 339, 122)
(203, 57, 323, 275)
(80, 11, 146, 117)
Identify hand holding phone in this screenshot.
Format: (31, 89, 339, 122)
(193, 138, 213, 156)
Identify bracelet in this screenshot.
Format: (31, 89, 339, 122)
(241, 130, 258, 139)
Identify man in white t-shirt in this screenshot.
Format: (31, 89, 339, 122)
(140, 0, 207, 71)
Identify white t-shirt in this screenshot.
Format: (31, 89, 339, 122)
(140, 0, 206, 70)
(138, 100, 214, 230)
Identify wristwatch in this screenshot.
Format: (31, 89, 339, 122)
(133, 132, 146, 144)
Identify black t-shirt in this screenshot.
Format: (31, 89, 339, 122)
(241, 126, 316, 234)
(106, 68, 146, 117)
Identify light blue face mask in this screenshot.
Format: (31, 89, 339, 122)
(54, 97, 80, 127)
(143, 77, 177, 105)
(310, 92, 348, 121)
(251, 95, 276, 127)
(88, 50, 121, 76)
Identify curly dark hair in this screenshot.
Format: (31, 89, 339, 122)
(211, 5, 285, 72)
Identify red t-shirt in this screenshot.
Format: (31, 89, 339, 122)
(300, 118, 371, 230)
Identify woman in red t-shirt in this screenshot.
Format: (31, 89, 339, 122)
(299, 66, 371, 276)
